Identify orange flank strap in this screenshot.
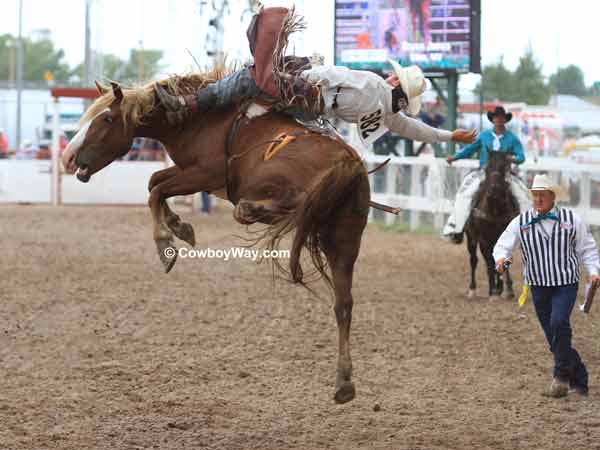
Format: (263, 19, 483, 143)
(264, 132, 297, 161)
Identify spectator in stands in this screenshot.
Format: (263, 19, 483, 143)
(201, 192, 211, 215)
(16, 140, 39, 160)
(0, 129, 9, 159)
(373, 133, 401, 156)
(417, 97, 446, 154)
(143, 138, 166, 161)
(127, 138, 143, 161)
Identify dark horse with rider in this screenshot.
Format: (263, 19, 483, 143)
(445, 106, 530, 299)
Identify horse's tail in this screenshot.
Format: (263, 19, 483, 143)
(268, 156, 368, 290)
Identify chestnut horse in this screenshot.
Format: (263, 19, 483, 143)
(62, 69, 370, 404)
(464, 151, 519, 299)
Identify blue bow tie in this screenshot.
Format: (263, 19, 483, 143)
(527, 212, 559, 226)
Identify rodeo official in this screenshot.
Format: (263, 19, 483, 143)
(493, 174, 600, 398)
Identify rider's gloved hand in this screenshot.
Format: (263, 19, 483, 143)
(451, 129, 477, 144)
(154, 83, 198, 126)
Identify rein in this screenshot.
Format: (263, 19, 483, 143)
(224, 112, 247, 203)
(224, 106, 363, 204)
(474, 167, 515, 223)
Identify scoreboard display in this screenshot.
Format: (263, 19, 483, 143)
(335, 0, 481, 73)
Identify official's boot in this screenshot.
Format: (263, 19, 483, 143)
(544, 378, 569, 398)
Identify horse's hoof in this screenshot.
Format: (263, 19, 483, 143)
(503, 292, 515, 300)
(166, 216, 196, 247)
(334, 381, 356, 404)
(467, 289, 476, 299)
(157, 240, 178, 273)
(489, 295, 501, 301)
(163, 253, 177, 274)
(176, 222, 196, 247)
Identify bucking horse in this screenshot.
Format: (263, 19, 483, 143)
(62, 68, 375, 404)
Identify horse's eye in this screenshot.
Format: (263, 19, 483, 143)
(104, 115, 113, 124)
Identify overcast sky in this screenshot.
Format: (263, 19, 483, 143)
(1, 0, 599, 89)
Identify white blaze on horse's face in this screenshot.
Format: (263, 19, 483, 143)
(61, 108, 110, 172)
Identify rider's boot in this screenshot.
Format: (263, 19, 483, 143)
(450, 232, 463, 244)
(154, 68, 260, 126)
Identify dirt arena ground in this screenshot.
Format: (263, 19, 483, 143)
(2, 204, 600, 450)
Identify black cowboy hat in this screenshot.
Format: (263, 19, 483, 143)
(487, 106, 512, 123)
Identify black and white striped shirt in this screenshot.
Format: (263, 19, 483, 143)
(493, 207, 599, 286)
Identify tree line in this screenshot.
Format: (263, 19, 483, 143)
(0, 33, 163, 84)
(475, 49, 598, 106)
(1, 33, 597, 107)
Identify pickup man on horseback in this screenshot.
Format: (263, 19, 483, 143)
(443, 106, 530, 243)
(154, 6, 477, 148)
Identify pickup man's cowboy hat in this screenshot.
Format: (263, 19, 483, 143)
(487, 105, 512, 123)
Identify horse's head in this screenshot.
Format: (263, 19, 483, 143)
(484, 151, 510, 197)
(62, 81, 135, 182)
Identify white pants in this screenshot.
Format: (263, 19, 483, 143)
(442, 170, 531, 235)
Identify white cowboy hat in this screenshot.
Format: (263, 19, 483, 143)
(388, 59, 427, 116)
(529, 174, 569, 202)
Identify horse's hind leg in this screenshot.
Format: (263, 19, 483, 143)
(149, 167, 196, 246)
(466, 229, 478, 298)
(480, 242, 500, 299)
(322, 212, 367, 404)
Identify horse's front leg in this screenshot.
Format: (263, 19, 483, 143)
(466, 229, 478, 298)
(481, 243, 500, 300)
(149, 182, 178, 273)
(149, 166, 224, 272)
(149, 167, 197, 247)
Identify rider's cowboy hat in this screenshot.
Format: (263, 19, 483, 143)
(388, 59, 427, 116)
(529, 174, 568, 202)
(309, 52, 324, 66)
(487, 105, 512, 123)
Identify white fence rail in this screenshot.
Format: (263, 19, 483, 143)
(0, 160, 165, 205)
(363, 154, 600, 230)
(4, 157, 600, 231)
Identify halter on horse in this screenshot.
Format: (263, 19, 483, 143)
(61, 69, 371, 404)
(464, 151, 520, 299)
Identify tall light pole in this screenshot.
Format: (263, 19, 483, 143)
(6, 38, 15, 87)
(138, 0, 144, 82)
(84, 0, 92, 87)
(15, 0, 24, 152)
(138, 40, 145, 83)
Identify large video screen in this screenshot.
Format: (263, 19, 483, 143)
(335, 0, 480, 73)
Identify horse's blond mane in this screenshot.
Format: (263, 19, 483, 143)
(81, 63, 233, 129)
